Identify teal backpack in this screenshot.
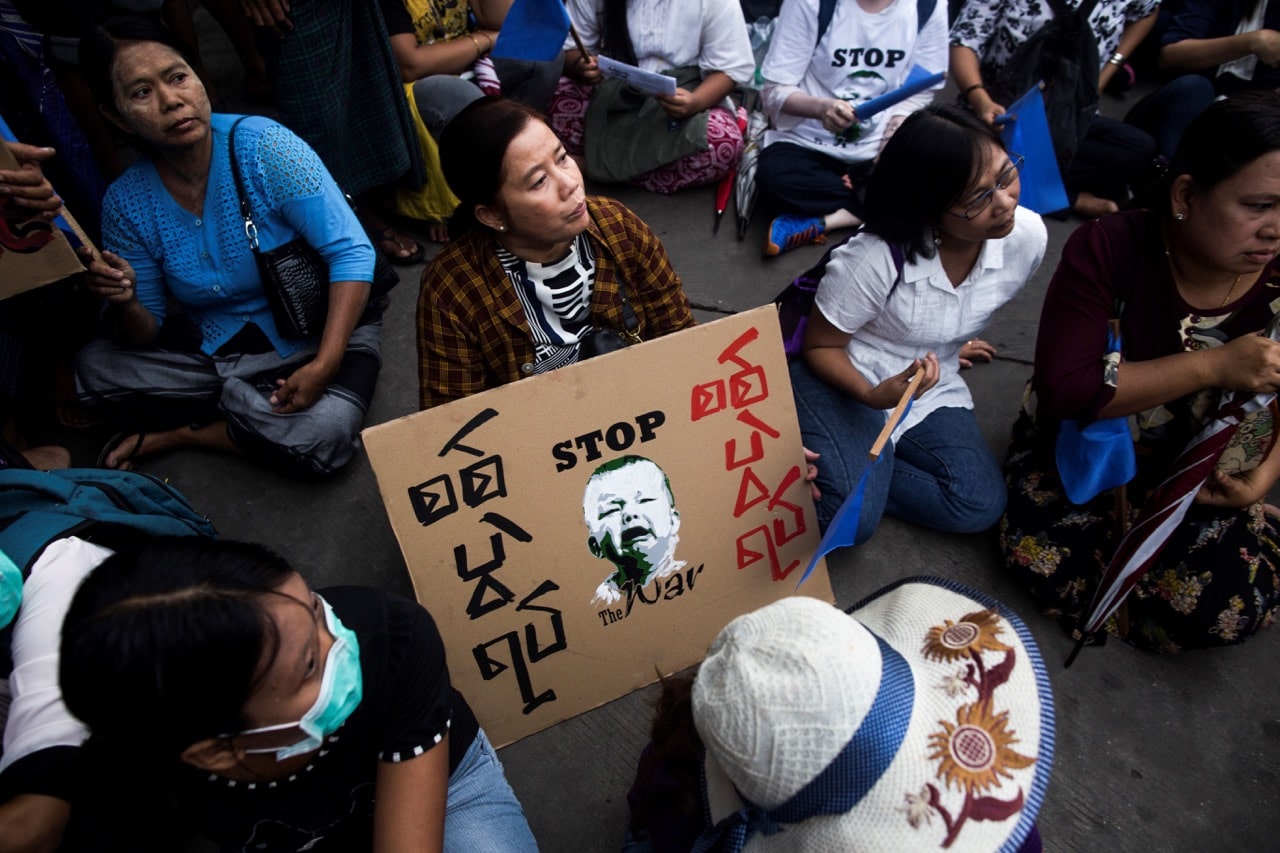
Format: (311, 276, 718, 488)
(0, 468, 217, 632)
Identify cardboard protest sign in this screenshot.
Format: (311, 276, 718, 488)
(0, 141, 83, 301)
(364, 306, 834, 746)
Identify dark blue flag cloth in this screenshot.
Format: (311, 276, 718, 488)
(491, 0, 572, 62)
(854, 65, 945, 122)
(796, 396, 916, 587)
(999, 86, 1068, 215)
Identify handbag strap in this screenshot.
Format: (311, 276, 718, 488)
(616, 272, 639, 342)
(225, 116, 261, 252)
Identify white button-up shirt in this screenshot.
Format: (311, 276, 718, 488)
(564, 0, 756, 85)
(814, 205, 1047, 438)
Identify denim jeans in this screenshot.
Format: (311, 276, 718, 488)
(789, 360, 1006, 544)
(444, 728, 539, 852)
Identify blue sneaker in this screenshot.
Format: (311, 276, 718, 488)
(764, 215, 827, 257)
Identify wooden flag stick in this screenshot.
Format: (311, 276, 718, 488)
(568, 24, 590, 59)
(59, 206, 101, 264)
(868, 366, 924, 460)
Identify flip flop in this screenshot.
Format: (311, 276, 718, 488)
(372, 227, 426, 266)
(96, 432, 145, 470)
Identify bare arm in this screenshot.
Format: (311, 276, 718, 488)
(1098, 334, 1280, 418)
(949, 44, 1005, 123)
(654, 71, 737, 119)
(1160, 28, 1280, 72)
(77, 248, 159, 346)
(270, 280, 370, 413)
(801, 308, 940, 409)
(372, 736, 449, 853)
(470, 0, 512, 31)
(1100, 11, 1157, 92)
(388, 30, 498, 82)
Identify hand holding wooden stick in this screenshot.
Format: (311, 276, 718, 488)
(868, 366, 924, 460)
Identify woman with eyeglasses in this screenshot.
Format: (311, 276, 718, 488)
(791, 103, 1046, 543)
(56, 537, 536, 851)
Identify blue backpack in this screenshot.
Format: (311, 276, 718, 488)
(0, 468, 217, 631)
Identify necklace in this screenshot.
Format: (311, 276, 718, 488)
(1164, 243, 1243, 308)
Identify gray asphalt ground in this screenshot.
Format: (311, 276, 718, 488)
(35, 9, 1280, 852)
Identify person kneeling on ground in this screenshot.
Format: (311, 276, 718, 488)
(793, 103, 1046, 543)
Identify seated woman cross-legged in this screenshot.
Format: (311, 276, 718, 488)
(74, 18, 382, 478)
(793, 103, 1047, 543)
(1001, 91, 1280, 654)
(418, 97, 695, 409)
(56, 537, 536, 851)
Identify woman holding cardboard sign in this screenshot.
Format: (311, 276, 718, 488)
(418, 96, 695, 409)
(793, 104, 1046, 545)
(72, 17, 383, 478)
(56, 537, 535, 851)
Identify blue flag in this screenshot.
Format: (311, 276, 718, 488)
(854, 65, 945, 122)
(491, 0, 572, 62)
(998, 86, 1069, 215)
(795, 395, 915, 587)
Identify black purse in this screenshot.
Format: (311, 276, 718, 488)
(579, 275, 641, 359)
(227, 117, 399, 339)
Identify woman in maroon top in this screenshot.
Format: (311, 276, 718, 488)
(1001, 91, 1280, 653)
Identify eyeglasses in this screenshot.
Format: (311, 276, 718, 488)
(948, 154, 1024, 220)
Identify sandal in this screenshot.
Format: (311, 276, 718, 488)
(371, 227, 426, 266)
(96, 432, 145, 470)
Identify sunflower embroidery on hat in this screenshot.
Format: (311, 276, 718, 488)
(904, 608, 1037, 848)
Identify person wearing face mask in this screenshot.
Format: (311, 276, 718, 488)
(56, 537, 536, 851)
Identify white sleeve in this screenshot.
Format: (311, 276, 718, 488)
(700, 0, 757, 84)
(813, 235, 901, 336)
(564, 0, 603, 52)
(761, 0, 821, 123)
(0, 538, 112, 774)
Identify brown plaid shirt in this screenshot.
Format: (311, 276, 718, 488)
(417, 196, 695, 409)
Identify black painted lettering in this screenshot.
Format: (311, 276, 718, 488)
(832, 48, 846, 67)
(575, 430, 605, 461)
(636, 410, 665, 442)
(605, 421, 635, 452)
(847, 47, 864, 65)
(552, 440, 576, 472)
(886, 49, 905, 68)
(864, 48, 884, 66)
(663, 573, 684, 600)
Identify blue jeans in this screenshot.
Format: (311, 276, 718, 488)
(444, 729, 538, 852)
(789, 360, 1005, 544)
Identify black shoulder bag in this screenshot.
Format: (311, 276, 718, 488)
(227, 117, 398, 339)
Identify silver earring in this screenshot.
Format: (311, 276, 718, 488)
(1174, 212, 1186, 221)
(933, 229, 941, 247)
(497, 225, 507, 232)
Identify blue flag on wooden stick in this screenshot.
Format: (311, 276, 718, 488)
(491, 0, 573, 62)
(795, 371, 921, 587)
(998, 86, 1069, 215)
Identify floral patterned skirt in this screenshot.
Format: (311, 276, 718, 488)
(1000, 412, 1280, 653)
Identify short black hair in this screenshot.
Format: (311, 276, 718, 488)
(79, 15, 197, 112)
(1161, 90, 1280, 217)
(439, 96, 545, 235)
(863, 104, 1008, 263)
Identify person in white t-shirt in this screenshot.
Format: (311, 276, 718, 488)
(757, 0, 948, 257)
(791, 104, 1046, 541)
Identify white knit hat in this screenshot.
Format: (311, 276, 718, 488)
(692, 577, 1054, 852)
